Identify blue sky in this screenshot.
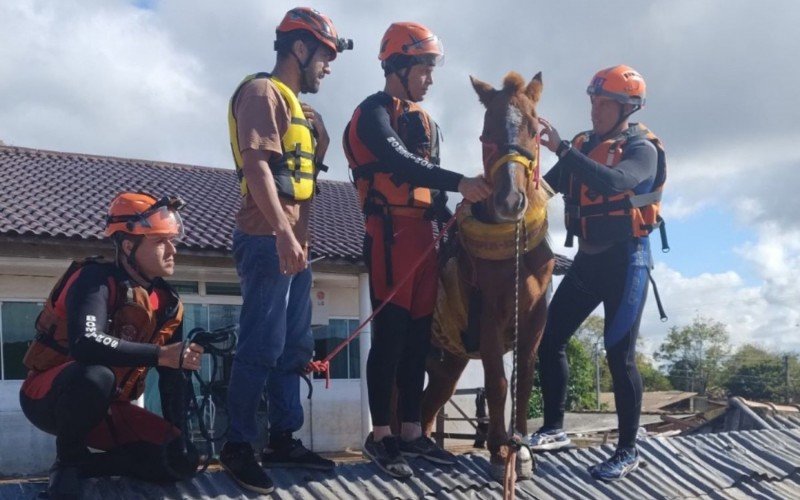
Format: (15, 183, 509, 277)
(661, 206, 756, 284)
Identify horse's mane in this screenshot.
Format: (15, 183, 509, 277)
(502, 72, 526, 93)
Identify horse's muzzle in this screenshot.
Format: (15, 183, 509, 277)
(489, 163, 528, 223)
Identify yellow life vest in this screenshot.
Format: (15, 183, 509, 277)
(457, 202, 548, 260)
(228, 73, 319, 201)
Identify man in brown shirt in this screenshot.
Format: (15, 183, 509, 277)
(221, 8, 352, 494)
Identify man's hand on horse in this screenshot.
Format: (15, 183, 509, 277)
(537, 117, 562, 152)
(458, 175, 492, 203)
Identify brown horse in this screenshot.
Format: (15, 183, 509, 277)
(422, 72, 554, 481)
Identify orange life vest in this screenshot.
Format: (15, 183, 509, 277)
(343, 95, 439, 218)
(22, 257, 184, 401)
(564, 123, 667, 248)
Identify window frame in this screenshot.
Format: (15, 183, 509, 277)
(0, 298, 45, 380)
(313, 316, 360, 381)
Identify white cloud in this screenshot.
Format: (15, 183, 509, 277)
(639, 252, 800, 356)
(0, 0, 220, 165)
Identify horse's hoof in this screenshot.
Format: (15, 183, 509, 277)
(516, 447, 535, 480)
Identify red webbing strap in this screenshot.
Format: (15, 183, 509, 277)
(305, 208, 460, 388)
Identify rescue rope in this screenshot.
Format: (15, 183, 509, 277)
(502, 220, 523, 499)
(305, 207, 461, 387)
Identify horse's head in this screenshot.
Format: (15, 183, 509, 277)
(471, 72, 545, 223)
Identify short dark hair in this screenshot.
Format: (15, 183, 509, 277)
(382, 54, 437, 76)
(275, 30, 319, 59)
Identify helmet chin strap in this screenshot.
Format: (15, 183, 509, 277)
(117, 237, 153, 287)
(397, 67, 415, 101)
(291, 43, 319, 93)
(600, 103, 641, 141)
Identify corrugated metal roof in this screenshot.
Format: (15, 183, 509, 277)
(4, 428, 800, 499)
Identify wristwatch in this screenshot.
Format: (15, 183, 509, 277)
(556, 140, 571, 158)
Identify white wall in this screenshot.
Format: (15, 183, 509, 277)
(0, 259, 502, 474)
(0, 380, 55, 476)
(0, 262, 365, 475)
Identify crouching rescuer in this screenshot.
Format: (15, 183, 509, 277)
(19, 192, 204, 499)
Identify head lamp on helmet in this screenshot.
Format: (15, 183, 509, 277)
(104, 192, 185, 240)
(275, 7, 352, 59)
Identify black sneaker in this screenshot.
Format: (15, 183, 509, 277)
(48, 461, 81, 500)
(362, 432, 413, 479)
(220, 442, 275, 494)
(399, 436, 456, 465)
(261, 438, 335, 471)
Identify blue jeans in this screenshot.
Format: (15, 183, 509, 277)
(227, 230, 313, 443)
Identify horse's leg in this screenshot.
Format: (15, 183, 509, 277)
(478, 299, 510, 471)
(421, 349, 468, 435)
(511, 250, 555, 480)
(517, 247, 555, 434)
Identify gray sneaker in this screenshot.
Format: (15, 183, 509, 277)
(528, 427, 571, 451)
(589, 448, 640, 481)
(363, 433, 413, 479)
(399, 436, 456, 465)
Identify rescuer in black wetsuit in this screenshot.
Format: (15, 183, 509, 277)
(530, 65, 667, 482)
(343, 22, 491, 478)
(19, 192, 203, 499)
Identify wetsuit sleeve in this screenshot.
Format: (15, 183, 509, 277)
(65, 265, 160, 367)
(543, 162, 567, 194)
(558, 139, 657, 195)
(157, 325, 186, 428)
(355, 98, 464, 192)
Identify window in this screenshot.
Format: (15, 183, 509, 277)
(170, 280, 199, 294)
(1, 301, 43, 380)
(313, 318, 360, 380)
(143, 303, 241, 415)
(205, 282, 241, 296)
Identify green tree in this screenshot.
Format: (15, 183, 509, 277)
(654, 316, 730, 394)
(529, 337, 596, 418)
(637, 352, 672, 390)
(575, 315, 612, 391)
(575, 315, 673, 393)
(721, 344, 799, 402)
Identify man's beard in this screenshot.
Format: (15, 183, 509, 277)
(300, 67, 320, 94)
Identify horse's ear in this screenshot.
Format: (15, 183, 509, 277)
(470, 75, 497, 106)
(525, 72, 543, 103)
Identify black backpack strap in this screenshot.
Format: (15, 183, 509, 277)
(647, 266, 668, 322)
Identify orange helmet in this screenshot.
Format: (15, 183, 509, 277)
(104, 192, 185, 239)
(275, 7, 352, 59)
(587, 65, 646, 106)
(379, 22, 444, 69)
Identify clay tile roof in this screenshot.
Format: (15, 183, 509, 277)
(0, 145, 363, 262)
(0, 145, 571, 272)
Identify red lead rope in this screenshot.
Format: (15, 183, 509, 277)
(305, 207, 461, 388)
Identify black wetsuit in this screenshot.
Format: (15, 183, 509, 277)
(539, 132, 658, 450)
(346, 91, 462, 427)
(19, 263, 195, 480)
